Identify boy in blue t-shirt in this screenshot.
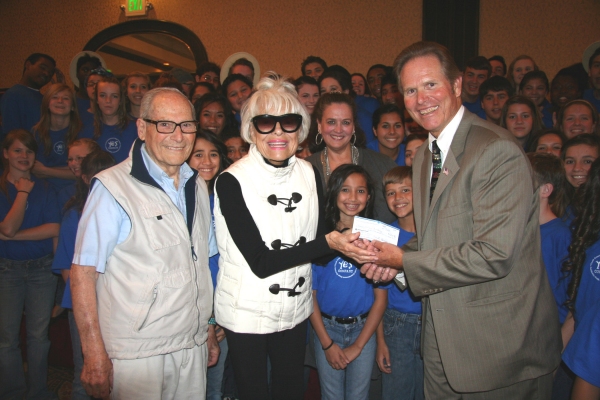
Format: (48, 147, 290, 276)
(527, 153, 571, 324)
(376, 166, 424, 400)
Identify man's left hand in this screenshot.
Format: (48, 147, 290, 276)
(207, 325, 220, 367)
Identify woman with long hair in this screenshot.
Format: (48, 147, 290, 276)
(507, 55, 538, 91)
(561, 158, 600, 399)
(318, 68, 379, 143)
(500, 95, 544, 152)
(306, 93, 397, 222)
(0, 129, 61, 399)
(31, 83, 82, 192)
(80, 76, 138, 163)
(194, 93, 237, 136)
(121, 71, 151, 119)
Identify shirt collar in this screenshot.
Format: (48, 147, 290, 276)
(428, 105, 465, 157)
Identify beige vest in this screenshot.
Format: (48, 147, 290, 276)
(94, 150, 213, 359)
(214, 145, 318, 333)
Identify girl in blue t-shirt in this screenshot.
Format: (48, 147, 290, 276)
(51, 149, 114, 399)
(79, 76, 138, 163)
(0, 130, 61, 399)
(561, 158, 600, 398)
(310, 164, 387, 400)
(31, 83, 82, 192)
(187, 129, 232, 400)
(367, 104, 406, 166)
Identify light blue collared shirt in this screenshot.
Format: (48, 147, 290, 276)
(73, 144, 217, 273)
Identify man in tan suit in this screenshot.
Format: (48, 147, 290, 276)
(359, 42, 562, 398)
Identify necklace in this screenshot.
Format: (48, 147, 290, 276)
(321, 145, 359, 183)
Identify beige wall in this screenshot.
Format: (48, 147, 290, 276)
(0, 0, 422, 88)
(1, 0, 598, 89)
(480, 0, 600, 81)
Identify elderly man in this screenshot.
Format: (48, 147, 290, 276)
(357, 42, 561, 399)
(71, 87, 219, 399)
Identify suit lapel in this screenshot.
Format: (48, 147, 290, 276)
(422, 110, 474, 230)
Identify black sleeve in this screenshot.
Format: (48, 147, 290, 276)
(215, 170, 334, 279)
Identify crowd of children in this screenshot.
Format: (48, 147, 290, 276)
(1, 41, 600, 399)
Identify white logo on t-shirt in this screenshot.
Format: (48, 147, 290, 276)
(54, 141, 65, 155)
(590, 254, 600, 281)
(334, 258, 357, 279)
(105, 138, 121, 153)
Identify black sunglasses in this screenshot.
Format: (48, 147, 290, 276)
(252, 114, 303, 134)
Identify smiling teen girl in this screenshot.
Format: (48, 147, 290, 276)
(0, 130, 60, 399)
(31, 83, 82, 193)
(80, 76, 138, 162)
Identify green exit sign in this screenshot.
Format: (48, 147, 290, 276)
(126, 0, 147, 16)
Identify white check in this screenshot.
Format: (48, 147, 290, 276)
(351, 216, 399, 244)
(351, 216, 406, 286)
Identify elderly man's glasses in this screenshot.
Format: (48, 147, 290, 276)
(252, 114, 303, 134)
(143, 119, 198, 134)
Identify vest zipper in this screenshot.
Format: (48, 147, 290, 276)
(138, 285, 158, 331)
(191, 244, 197, 261)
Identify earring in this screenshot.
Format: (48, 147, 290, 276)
(350, 133, 356, 146)
(315, 131, 323, 145)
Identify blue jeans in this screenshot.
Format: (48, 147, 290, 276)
(314, 316, 376, 400)
(69, 310, 90, 399)
(0, 255, 57, 399)
(206, 336, 228, 400)
(381, 309, 424, 400)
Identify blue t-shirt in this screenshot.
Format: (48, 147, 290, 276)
(51, 207, 80, 308)
(563, 300, 600, 388)
(0, 84, 43, 140)
(313, 255, 376, 318)
(78, 109, 95, 134)
(79, 119, 138, 163)
(33, 126, 74, 192)
(76, 97, 91, 117)
(540, 218, 571, 323)
(58, 183, 76, 212)
(583, 88, 600, 113)
(381, 221, 421, 314)
(355, 95, 380, 144)
(366, 140, 406, 166)
(0, 177, 60, 260)
(574, 239, 600, 328)
(540, 99, 554, 129)
(463, 97, 486, 119)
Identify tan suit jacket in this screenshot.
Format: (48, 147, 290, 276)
(401, 110, 562, 392)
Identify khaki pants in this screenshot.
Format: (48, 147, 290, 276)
(111, 343, 207, 399)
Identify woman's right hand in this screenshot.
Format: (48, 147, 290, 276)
(14, 177, 34, 194)
(324, 342, 350, 370)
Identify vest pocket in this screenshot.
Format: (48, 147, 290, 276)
(140, 202, 182, 250)
(137, 284, 158, 331)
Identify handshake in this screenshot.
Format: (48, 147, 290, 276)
(325, 230, 405, 284)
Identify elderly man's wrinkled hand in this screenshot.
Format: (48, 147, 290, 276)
(81, 352, 113, 399)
